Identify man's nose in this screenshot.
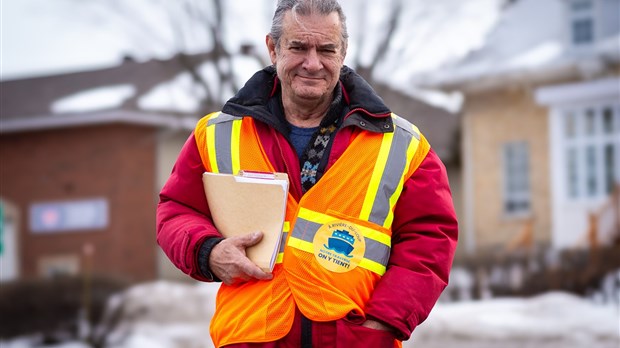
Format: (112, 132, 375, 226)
(303, 49, 322, 71)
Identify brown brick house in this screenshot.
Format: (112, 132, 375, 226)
(0, 59, 199, 282)
(1, 124, 158, 281)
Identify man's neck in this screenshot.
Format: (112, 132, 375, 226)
(284, 111, 326, 128)
(282, 95, 332, 128)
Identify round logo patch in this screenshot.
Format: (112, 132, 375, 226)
(313, 220, 365, 273)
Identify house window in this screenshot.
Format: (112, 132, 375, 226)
(604, 144, 616, 193)
(562, 103, 620, 199)
(585, 109, 596, 135)
(603, 107, 614, 134)
(503, 141, 531, 215)
(586, 145, 598, 196)
(565, 112, 578, 138)
(569, 0, 595, 45)
(572, 19, 594, 44)
(571, 0, 593, 10)
(567, 147, 580, 198)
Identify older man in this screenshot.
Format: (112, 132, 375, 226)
(157, 0, 458, 347)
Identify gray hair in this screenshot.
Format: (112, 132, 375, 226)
(269, 0, 349, 54)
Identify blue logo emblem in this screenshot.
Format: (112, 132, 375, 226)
(324, 229, 355, 258)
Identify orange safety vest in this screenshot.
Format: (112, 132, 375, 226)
(195, 112, 430, 347)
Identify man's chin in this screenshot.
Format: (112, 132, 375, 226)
(292, 87, 328, 101)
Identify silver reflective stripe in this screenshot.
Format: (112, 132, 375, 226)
(215, 121, 234, 174)
(365, 238, 390, 266)
(278, 232, 288, 253)
(291, 218, 323, 243)
(208, 113, 242, 174)
(290, 217, 390, 267)
(367, 116, 415, 226)
(207, 112, 242, 126)
(392, 114, 420, 141)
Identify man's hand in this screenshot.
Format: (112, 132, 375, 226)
(208, 231, 273, 285)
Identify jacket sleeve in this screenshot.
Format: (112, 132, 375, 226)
(156, 132, 222, 282)
(364, 148, 458, 340)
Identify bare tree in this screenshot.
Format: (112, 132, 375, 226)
(65, 0, 502, 112)
(349, 0, 404, 83)
(68, 0, 271, 112)
(342, 0, 506, 91)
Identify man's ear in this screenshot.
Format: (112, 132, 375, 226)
(266, 35, 277, 65)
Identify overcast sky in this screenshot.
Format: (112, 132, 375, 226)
(1, 0, 502, 82)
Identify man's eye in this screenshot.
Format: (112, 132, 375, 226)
(290, 46, 303, 51)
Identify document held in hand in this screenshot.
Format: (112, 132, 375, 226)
(202, 170, 289, 272)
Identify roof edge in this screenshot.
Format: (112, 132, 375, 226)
(0, 110, 198, 134)
(535, 76, 620, 106)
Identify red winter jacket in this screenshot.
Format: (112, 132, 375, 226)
(157, 66, 458, 340)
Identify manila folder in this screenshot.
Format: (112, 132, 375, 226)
(202, 171, 289, 272)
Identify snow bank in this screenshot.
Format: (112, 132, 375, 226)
(2, 282, 618, 347)
(97, 281, 219, 348)
(102, 282, 617, 347)
(412, 291, 619, 344)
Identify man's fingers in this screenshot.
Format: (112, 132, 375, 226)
(239, 256, 273, 280)
(222, 260, 272, 286)
(247, 267, 273, 281)
(235, 232, 272, 280)
(210, 232, 272, 285)
(235, 231, 264, 248)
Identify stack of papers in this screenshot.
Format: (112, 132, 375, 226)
(202, 171, 289, 272)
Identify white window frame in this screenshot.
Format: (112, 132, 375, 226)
(559, 103, 620, 201)
(536, 77, 620, 249)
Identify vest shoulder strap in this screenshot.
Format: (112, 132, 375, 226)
(391, 114, 431, 178)
(194, 112, 244, 174)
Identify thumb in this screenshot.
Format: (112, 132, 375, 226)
(239, 231, 264, 247)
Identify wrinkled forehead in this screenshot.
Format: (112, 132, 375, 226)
(281, 11, 343, 45)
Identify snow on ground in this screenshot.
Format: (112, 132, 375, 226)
(409, 292, 619, 348)
(4, 281, 617, 348)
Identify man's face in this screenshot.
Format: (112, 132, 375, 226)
(267, 11, 346, 108)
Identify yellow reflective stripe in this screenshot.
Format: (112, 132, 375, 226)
(206, 115, 219, 173)
(230, 119, 242, 175)
(276, 253, 284, 264)
(296, 209, 390, 246)
(359, 258, 386, 275)
(356, 223, 391, 246)
(297, 207, 334, 225)
(282, 221, 291, 232)
(383, 124, 420, 228)
(359, 132, 394, 221)
(287, 236, 314, 253)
